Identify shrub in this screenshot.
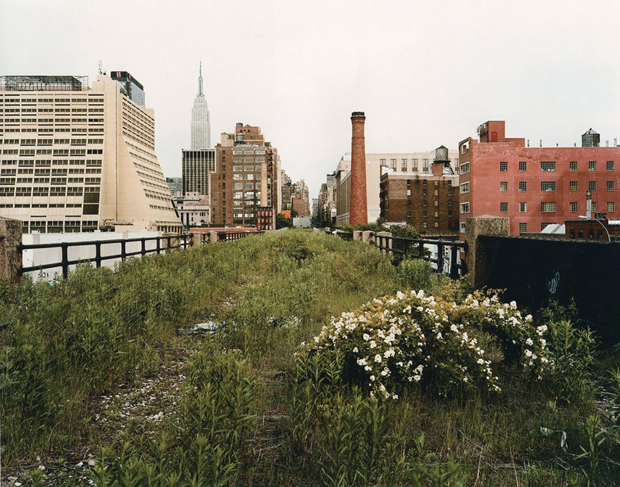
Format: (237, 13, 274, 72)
(301, 290, 548, 399)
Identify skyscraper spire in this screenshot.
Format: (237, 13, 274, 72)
(198, 61, 204, 97)
(191, 61, 211, 149)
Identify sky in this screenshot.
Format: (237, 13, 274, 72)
(2, 0, 620, 199)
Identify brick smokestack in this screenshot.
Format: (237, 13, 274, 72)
(350, 111, 368, 225)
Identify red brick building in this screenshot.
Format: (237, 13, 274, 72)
(380, 146, 459, 233)
(458, 121, 620, 236)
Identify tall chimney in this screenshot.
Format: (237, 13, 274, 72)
(349, 111, 368, 226)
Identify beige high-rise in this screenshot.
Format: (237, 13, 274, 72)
(0, 74, 181, 233)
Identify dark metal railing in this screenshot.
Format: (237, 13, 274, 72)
(18, 234, 191, 279)
(333, 231, 467, 278)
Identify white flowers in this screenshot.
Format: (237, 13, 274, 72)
(303, 289, 548, 401)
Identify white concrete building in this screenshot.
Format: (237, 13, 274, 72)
(0, 74, 181, 234)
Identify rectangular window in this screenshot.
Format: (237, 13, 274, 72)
(500, 161, 508, 172)
(570, 161, 577, 171)
(519, 161, 527, 172)
(589, 181, 597, 191)
(541, 181, 556, 191)
(460, 182, 470, 194)
(459, 162, 470, 174)
(608, 202, 615, 212)
(592, 202, 598, 212)
(460, 202, 470, 214)
(380, 159, 386, 167)
(390, 158, 397, 169)
(541, 202, 557, 212)
(401, 159, 407, 171)
(541, 161, 556, 172)
(412, 158, 418, 170)
(519, 202, 527, 213)
(570, 181, 578, 192)
(607, 181, 615, 191)
(589, 161, 597, 171)
(607, 161, 614, 171)
(518, 181, 527, 192)
(460, 222, 466, 233)
(519, 223, 527, 234)
(570, 202, 578, 213)
(500, 202, 508, 212)
(500, 181, 508, 192)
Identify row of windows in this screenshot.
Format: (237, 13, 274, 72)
(498, 201, 614, 213)
(499, 160, 615, 172)
(498, 180, 616, 192)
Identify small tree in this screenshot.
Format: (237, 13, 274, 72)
(276, 213, 293, 229)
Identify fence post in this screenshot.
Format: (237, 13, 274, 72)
(121, 240, 127, 261)
(61, 243, 69, 279)
(0, 216, 22, 287)
(464, 216, 510, 287)
(141, 238, 146, 257)
(449, 245, 458, 279)
(95, 241, 102, 268)
(436, 242, 444, 273)
(376, 231, 392, 257)
(156, 237, 161, 254)
(208, 231, 219, 244)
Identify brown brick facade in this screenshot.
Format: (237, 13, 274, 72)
(380, 169, 459, 233)
(350, 112, 368, 225)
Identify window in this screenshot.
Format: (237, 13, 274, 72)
(541, 223, 552, 231)
(541, 181, 556, 191)
(460, 182, 470, 194)
(519, 223, 527, 234)
(460, 222, 466, 233)
(589, 181, 597, 191)
(519, 161, 527, 172)
(592, 202, 598, 212)
(500, 161, 508, 172)
(519, 202, 527, 212)
(541, 202, 557, 212)
(412, 158, 418, 170)
(607, 181, 615, 191)
(380, 159, 386, 167)
(518, 181, 527, 192)
(570, 161, 578, 171)
(460, 202, 470, 214)
(570, 181, 578, 192)
(570, 202, 578, 213)
(401, 159, 407, 171)
(607, 161, 614, 171)
(460, 162, 470, 174)
(500, 202, 508, 212)
(589, 161, 597, 171)
(423, 159, 429, 173)
(500, 181, 508, 192)
(608, 202, 615, 212)
(390, 158, 397, 169)
(541, 161, 556, 171)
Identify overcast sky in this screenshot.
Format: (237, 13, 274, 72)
(2, 0, 620, 198)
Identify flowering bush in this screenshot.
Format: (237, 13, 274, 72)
(300, 290, 548, 400)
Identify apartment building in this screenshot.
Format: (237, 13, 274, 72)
(380, 146, 459, 233)
(211, 123, 280, 228)
(458, 121, 620, 236)
(0, 74, 181, 233)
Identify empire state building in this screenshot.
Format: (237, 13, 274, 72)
(191, 63, 211, 149)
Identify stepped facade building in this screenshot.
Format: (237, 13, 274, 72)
(0, 74, 181, 233)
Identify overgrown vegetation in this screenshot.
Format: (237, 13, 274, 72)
(1, 230, 619, 485)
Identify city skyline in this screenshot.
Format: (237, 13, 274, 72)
(1, 0, 620, 199)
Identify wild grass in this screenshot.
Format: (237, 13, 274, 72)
(1, 230, 619, 485)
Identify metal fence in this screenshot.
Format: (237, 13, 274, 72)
(333, 231, 467, 278)
(18, 230, 261, 280)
